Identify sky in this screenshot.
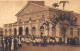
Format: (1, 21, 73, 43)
(0, 0, 80, 28)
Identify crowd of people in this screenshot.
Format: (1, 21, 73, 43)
(21, 36, 80, 46)
(1, 36, 22, 51)
(1, 35, 80, 51)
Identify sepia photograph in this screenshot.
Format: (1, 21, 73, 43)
(0, 0, 80, 51)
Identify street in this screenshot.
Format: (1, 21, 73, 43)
(12, 43, 80, 51)
(0, 43, 80, 51)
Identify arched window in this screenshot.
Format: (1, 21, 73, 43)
(14, 28, 17, 36)
(40, 26, 44, 29)
(70, 28, 73, 37)
(19, 27, 23, 35)
(32, 27, 36, 36)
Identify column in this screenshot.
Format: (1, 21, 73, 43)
(73, 28, 77, 38)
(3, 28, 5, 36)
(56, 23, 61, 37)
(49, 24, 52, 37)
(55, 23, 61, 42)
(44, 25, 48, 36)
(29, 21, 32, 35)
(12, 24, 14, 36)
(17, 23, 19, 35)
(36, 20, 40, 36)
(7, 26, 9, 36)
(22, 22, 25, 36)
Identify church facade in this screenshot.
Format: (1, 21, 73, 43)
(3, 1, 80, 40)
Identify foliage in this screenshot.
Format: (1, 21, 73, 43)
(53, 3, 59, 8)
(59, 1, 69, 10)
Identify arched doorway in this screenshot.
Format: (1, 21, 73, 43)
(32, 27, 36, 36)
(25, 27, 29, 35)
(40, 26, 44, 36)
(19, 27, 23, 35)
(14, 28, 17, 36)
(9, 29, 12, 35)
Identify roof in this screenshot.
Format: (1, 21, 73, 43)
(15, 1, 80, 16)
(15, 2, 50, 16)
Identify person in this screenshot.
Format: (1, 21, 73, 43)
(16, 37, 19, 48)
(42, 36, 47, 46)
(67, 37, 69, 44)
(14, 38, 17, 50)
(1, 37, 4, 50)
(9, 37, 12, 50)
(11, 37, 14, 50)
(4, 37, 8, 50)
(36, 38, 39, 46)
(18, 37, 22, 47)
(59, 38, 62, 44)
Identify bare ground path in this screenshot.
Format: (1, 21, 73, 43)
(1, 43, 80, 51)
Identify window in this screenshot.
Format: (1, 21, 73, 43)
(40, 26, 44, 29)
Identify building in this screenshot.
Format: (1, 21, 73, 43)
(3, 1, 80, 42)
(0, 27, 3, 37)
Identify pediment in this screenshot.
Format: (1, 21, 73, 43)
(16, 3, 49, 16)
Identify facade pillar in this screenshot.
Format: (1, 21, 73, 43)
(22, 22, 25, 36)
(56, 23, 61, 42)
(29, 21, 32, 36)
(3, 27, 5, 36)
(49, 24, 52, 37)
(7, 26, 9, 36)
(73, 28, 77, 38)
(12, 24, 14, 36)
(56, 23, 61, 37)
(44, 18, 49, 36)
(44, 25, 48, 36)
(17, 23, 19, 35)
(36, 20, 40, 36)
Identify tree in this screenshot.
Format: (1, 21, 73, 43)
(53, 3, 59, 8)
(59, 1, 69, 10)
(50, 11, 77, 43)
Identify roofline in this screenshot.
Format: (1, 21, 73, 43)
(15, 1, 80, 16)
(15, 2, 48, 16)
(17, 9, 49, 16)
(15, 2, 30, 16)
